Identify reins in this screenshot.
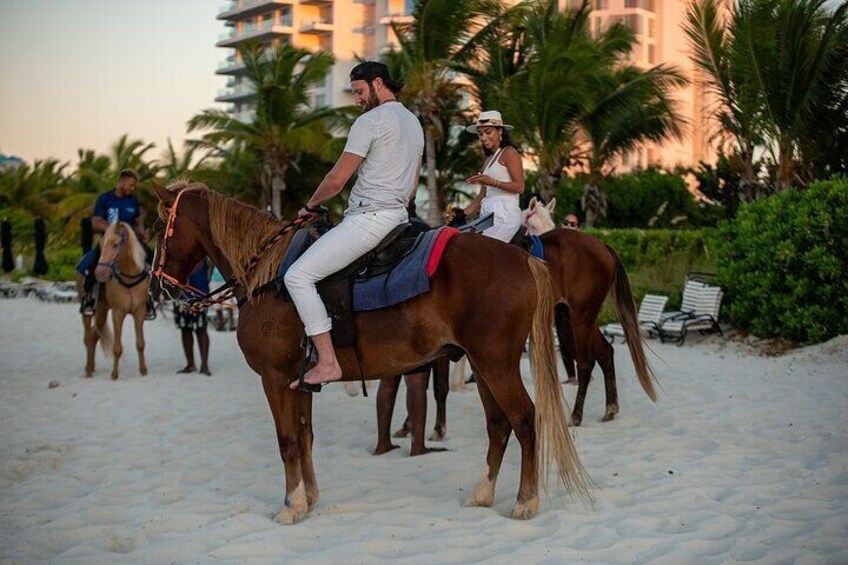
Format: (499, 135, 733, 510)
(152, 189, 304, 312)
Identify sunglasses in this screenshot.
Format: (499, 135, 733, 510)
(564, 221, 578, 228)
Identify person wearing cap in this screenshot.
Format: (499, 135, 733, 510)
(462, 111, 525, 242)
(284, 61, 425, 389)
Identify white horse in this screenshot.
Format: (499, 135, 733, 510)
(522, 196, 558, 235)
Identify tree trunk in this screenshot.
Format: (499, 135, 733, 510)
(268, 159, 287, 219)
(581, 168, 606, 229)
(778, 136, 794, 190)
(424, 122, 439, 226)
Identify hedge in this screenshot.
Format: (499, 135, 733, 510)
(714, 178, 848, 343)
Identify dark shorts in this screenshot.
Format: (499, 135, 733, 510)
(174, 305, 208, 331)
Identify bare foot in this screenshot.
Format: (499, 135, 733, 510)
(177, 366, 196, 374)
(372, 443, 400, 456)
(564, 377, 578, 385)
(200, 367, 211, 376)
(289, 361, 342, 390)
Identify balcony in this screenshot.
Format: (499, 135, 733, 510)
(353, 23, 376, 34)
(379, 13, 413, 25)
(299, 20, 334, 34)
(298, 0, 333, 5)
(215, 82, 257, 102)
(217, 18, 295, 47)
(218, 0, 296, 21)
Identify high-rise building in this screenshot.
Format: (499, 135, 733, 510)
(567, 0, 717, 170)
(216, 0, 716, 169)
(215, 0, 415, 121)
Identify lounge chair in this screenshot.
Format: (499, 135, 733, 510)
(602, 293, 668, 343)
(659, 281, 723, 345)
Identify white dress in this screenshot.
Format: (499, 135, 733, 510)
(479, 147, 522, 242)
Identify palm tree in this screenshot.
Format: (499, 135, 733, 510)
(579, 65, 688, 227)
(685, 0, 848, 190)
(684, 0, 765, 200)
(499, 0, 633, 198)
(387, 0, 501, 224)
(188, 43, 348, 217)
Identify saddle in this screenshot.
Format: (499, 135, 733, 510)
(280, 219, 431, 347)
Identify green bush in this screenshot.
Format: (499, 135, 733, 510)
(46, 247, 83, 282)
(714, 178, 848, 343)
(553, 168, 715, 229)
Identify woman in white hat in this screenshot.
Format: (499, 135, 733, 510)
(463, 110, 525, 242)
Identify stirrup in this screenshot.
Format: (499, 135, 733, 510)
(295, 335, 322, 393)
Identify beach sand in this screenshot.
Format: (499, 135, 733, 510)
(1, 299, 846, 564)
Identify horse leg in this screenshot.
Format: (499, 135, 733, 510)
(464, 376, 512, 509)
(555, 304, 577, 384)
(571, 316, 597, 427)
(261, 372, 310, 524)
(469, 359, 539, 519)
(298, 391, 319, 511)
(430, 356, 450, 441)
(133, 309, 147, 376)
(374, 376, 402, 455)
(82, 313, 96, 377)
(111, 309, 126, 380)
(594, 328, 618, 421)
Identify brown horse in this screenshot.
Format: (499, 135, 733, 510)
(523, 198, 658, 425)
(151, 182, 591, 524)
(75, 222, 149, 379)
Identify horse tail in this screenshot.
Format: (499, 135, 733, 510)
(96, 316, 113, 358)
(527, 258, 593, 501)
(605, 244, 658, 402)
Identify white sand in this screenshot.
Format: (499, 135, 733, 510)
(1, 299, 846, 564)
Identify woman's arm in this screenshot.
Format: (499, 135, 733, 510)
(465, 147, 525, 194)
(464, 185, 486, 217)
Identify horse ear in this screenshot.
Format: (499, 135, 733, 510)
(546, 198, 557, 212)
(529, 196, 538, 210)
(151, 181, 175, 206)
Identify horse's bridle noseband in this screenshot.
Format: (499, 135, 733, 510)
(97, 225, 148, 288)
(152, 189, 305, 312)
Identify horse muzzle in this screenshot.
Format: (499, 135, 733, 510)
(94, 264, 112, 283)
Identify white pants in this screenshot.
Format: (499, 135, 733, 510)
(284, 207, 408, 336)
(481, 196, 523, 243)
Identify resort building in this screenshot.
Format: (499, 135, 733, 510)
(215, 0, 717, 170)
(215, 0, 415, 121)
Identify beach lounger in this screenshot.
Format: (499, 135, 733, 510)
(659, 281, 723, 345)
(602, 293, 668, 343)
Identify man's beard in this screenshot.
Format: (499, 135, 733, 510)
(363, 84, 381, 111)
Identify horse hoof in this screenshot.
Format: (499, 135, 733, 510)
(428, 430, 445, 442)
(342, 382, 360, 397)
(510, 497, 539, 520)
(601, 408, 618, 422)
(464, 494, 493, 508)
(111, 373, 119, 380)
(140, 367, 148, 376)
(275, 506, 307, 525)
(570, 414, 583, 427)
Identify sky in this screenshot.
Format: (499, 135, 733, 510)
(0, 0, 225, 166)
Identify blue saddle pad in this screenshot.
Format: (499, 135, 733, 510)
(277, 227, 450, 312)
(529, 235, 544, 259)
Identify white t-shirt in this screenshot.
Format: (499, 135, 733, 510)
(342, 101, 424, 216)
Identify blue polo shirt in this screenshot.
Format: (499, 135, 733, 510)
(94, 190, 140, 225)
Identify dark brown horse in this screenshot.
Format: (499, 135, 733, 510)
(523, 198, 658, 425)
(151, 182, 591, 524)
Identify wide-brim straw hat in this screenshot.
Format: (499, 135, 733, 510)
(465, 110, 515, 133)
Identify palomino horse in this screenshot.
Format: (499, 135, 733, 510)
(151, 182, 591, 524)
(522, 197, 658, 425)
(75, 222, 149, 379)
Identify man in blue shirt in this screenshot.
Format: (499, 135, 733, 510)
(77, 169, 154, 316)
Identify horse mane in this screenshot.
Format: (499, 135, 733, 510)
(104, 221, 146, 271)
(163, 180, 294, 297)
